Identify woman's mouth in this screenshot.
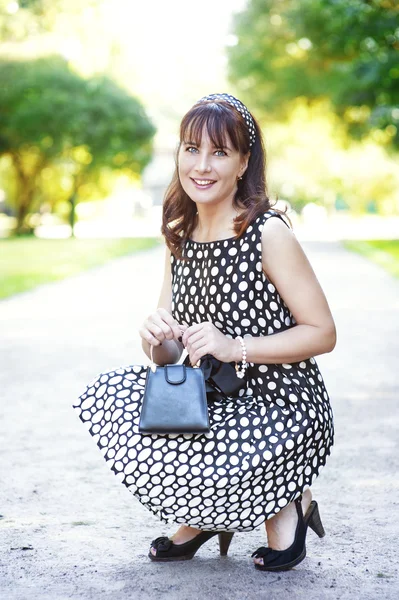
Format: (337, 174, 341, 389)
(190, 178, 216, 190)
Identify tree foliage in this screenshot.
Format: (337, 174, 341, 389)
(228, 0, 399, 149)
(0, 56, 156, 232)
(0, 0, 100, 41)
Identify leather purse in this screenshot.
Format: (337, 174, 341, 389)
(138, 347, 209, 434)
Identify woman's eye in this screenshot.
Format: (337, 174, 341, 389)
(185, 147, 226, 156)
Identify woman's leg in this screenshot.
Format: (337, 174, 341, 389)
(253, 488, 313, 566)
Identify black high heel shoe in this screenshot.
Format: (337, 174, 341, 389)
(251, 495, 325, 571)
(148, 530, 235, 562)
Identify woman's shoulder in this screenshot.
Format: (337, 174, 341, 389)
(260, 221, 301, 291)
(247, 210, 291, 244)
(261, 209, 291, 229)
(259, 210, 296, 258)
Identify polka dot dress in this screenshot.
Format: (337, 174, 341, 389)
(73, 210, 334, 532)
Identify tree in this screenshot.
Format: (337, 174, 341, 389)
(228, 0, 399, 149)
(0, 56, 156, 233)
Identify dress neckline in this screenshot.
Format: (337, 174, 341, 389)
(186, 234, 239, 245)
(187, 209, 251, 245)
(186, 210, 273, 245)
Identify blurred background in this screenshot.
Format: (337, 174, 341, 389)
(0, 0, 398, 297)
(2, 4, 399, 596)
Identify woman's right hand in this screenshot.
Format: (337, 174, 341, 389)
(139, 308, 186, 347)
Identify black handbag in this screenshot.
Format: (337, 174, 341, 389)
(138, 347, 209, 434)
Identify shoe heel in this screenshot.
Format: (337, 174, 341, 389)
(308, 502, 326, 538)
(218, 532, 234, 556)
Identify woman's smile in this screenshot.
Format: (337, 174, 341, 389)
(190, 177, 217, 190)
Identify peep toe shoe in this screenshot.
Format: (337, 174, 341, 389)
(149, 530, 235, 562)
(251, 494, 325, 571)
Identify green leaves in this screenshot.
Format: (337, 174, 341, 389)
(228, 0, 399, 148)
(0, 56, 156, 232)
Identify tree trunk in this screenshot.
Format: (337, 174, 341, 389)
(14, 175, 36, 235)
(68, 172, 84, 238)
(11, 152, 45, 235)
(69, 193, 76, 238)
(16, 199, 31, 234)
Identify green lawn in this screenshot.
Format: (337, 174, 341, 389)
(0, 237, 161, 300)
(344, 240, 399, 279)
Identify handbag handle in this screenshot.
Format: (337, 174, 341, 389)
(149, 344, 157, 372)
(149, 343, 200, 371)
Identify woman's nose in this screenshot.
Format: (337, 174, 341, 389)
(195, 153, 212, 173)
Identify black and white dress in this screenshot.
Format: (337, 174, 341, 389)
(73, 210, 334, 532)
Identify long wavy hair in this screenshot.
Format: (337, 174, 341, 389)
(161, 98, 290, 259)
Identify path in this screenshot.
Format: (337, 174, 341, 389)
(0, 241, 398, 600)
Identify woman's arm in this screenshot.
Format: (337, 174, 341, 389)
(234, 217, 337, 365)
(140, 246, 185, 365)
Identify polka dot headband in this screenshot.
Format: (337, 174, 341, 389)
(195, 92, 256, 148)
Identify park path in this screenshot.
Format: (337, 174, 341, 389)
(0, 240, 398, 600)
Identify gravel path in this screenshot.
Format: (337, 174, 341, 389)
(1, 241, 398, 600)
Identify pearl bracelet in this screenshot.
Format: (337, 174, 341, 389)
(235, 335, 247, 379)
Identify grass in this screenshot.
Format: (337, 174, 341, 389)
(343, 240, 399, 279)
(0, 236, 161, 300)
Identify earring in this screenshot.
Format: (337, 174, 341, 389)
(237, 175, 243, 181)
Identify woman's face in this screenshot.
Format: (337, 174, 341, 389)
(177, 127, 249, 208)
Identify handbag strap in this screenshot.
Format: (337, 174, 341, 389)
(149, 344, 157, 372)
(150, 344, 200, 371)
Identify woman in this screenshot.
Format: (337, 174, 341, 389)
(73, 93, 336, 571)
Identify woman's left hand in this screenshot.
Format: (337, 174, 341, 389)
(182, 322, 240, 366)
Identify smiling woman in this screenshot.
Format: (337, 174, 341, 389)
(162, 95, 274, 255)
(73, 92, 336, 574)
(178, 132, 249, 205)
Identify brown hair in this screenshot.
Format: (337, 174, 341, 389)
(161, 98, 290, 259)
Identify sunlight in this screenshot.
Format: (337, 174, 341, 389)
(97, 0, 249, 129)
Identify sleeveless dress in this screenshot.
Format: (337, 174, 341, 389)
(72, 210, 334, 532)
